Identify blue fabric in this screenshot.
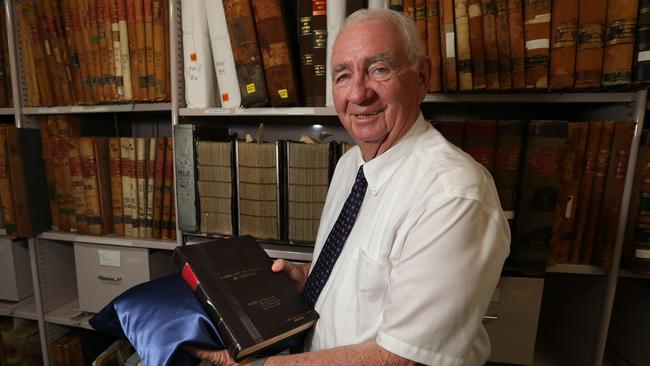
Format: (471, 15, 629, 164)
(89, 274, 225, 366)
(302, 165, 367, 306)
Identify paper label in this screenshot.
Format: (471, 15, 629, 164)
(564, 195, 574, 219)
(525, 13, 551, 24)
(468, 3, 482, 18)
(526, 38, 550, 50)
(246, 83, 256, 94)
(278, 89, 288, 99)
(98, 249, 121, 267)
(639, 51, 650, 62)
(636, 248, 650, 259)
(445, 32, 456, 58)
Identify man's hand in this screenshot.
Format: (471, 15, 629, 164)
(184, 345, 252, 366)
(271, 259, 310, 291)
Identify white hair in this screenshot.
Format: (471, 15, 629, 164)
(334, 8, 425, 70)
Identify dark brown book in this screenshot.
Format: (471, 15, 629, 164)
(481, 0, 500, 89)
(153, 137, 166, 239)
(468, 0, 487, 90)
(508, 0, 525, 88)
(440, 0, 458, 91)
(494, 120, 527, 213)
(580, 121, 616, 263)
(510, 120, 567, 273)
(144, 0, 155, 100)
(455, 0, 474, 90)
(574, 0, 607, 88)
(37, 118, 60, 231)
(223, 0, 269, 107)
(602, 0, 639, 86)
(108, 137, 124, 236)
(434, 120, 465, 147)
(61, 0, 89, 104)
(134, 0, 148, 101)
(68, 137, 88, 233)
(126, 0, 141, 101)
(162, 136, 173, 239)
(87, 0, 105, 102)
(495, 0, 512, 89)
(0, 128, 16, 237)
(523, 0, 551, 89)
(463, 120, 497, 173)
(311, 0, 326, 106)
(298, 0, 314, 106)
(548, 122, 589, 264)
(23, 0, 56, 105)
(426, 0, 443, 92)
(15, 0, 39, 106)
(172, 236, 318, 361)
(634, 0, 650, 83)
(595, 122, 635, 268)
(251, 0, 300, 107)
(80, 137, 103, 235)
(70, 0, 96, 103)
(97, 0, 118, 101)
(415, 0, 428, 53)
(548, 0, 579, 90)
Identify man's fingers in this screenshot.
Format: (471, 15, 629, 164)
(272, 258, 289, 272)
(183, 345, 232, 364)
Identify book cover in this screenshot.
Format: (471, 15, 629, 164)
(494, 0, 512, 89)
(507, 0, 525, 88)
(574, 0, 607, 88)
(172, 236, 318, 361)
(468, 0, 487, 90)
(634, 0, 650, 83)
(523, 0, 551, 89)
(602, 0, 639, 86)
(548, 0, 579, 90)
(426, 0, 442, 92)
(440, 0, 458, 91)
(454, 0, 474, 90)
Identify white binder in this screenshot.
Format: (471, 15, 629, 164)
(367, 0, 390, 9)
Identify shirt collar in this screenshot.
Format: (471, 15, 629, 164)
(355, 114, 429, 195)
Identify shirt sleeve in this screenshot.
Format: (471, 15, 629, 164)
(376, 195, 510, 366)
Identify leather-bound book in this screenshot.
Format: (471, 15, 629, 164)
(523, 0, 551, 89)
(312, 0, 327, 106)
(98, 0, 118, 102)
(49, 0, 77, 105)
(404, 0, 414, 17)
(390, 0, 403, 11)
(127, 0, 141, 101)
(68, 137, 88, 234)
(251, 0, 300, 107)
(634, 0, 650, 83)
(440, 0, 458, 91)
(547, 123, 588, 264)
(508, 0, 525, 88)
(118, 0, 134, 100)
(433, 120, 465, 147)
(108, 138, 124, 236)
(79, 137, 103, 235)
(144, 0, 155, 100)
(580, 121, 615, 264)
(468, 0, 487, 90)
(463, 120, 497, 173)
(109, 0, 126, 100)
(509, 120, 567, 274)
(153, 0, 167, 100)
(481, 0, 500, 89)
(223, 0, 269, 107)
(454, 0, 474, 90)
(415, 0, 428, 53)
(602, 0, 639, 86)
(595, 122, 635, 268)
(298, 0, 314, 106)
(136, 138, 147, 238)
(87, 0, 105, 102)
(146, 138, 156, 238)
(153, 137, 166, 239)
(494, 120, 527, 213)
(548, 0, 578, 90)
(62, 0, 90, 104)
(574, 0, 607, 88)
(162, 136, 174, 239)
(495, 0, 511, 89)
(426, 0, 443, 92)
(38, 0, 74, 106)
(120, 137, 135, 237)
(20, 0, 55, 106)
(59, 136, 77, 231)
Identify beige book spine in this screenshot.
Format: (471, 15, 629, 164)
(79, 137, 102, 235)
(146, 137, 156, 238)
(120, 137, 134, 236)
(136, 137, 146, 238)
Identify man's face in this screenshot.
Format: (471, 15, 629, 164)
(331, 19, 428, 152)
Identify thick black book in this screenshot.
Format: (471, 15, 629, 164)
(171, 236, 318, 361)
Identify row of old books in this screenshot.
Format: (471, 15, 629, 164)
(394, 0, 649, 91)
(39, 116, 177, 240)
(0, 318, 42, 366)
(15, 0, 171, 107)
(432, 119, 636, 272)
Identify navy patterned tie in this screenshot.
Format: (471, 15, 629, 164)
(302, 165, 368, 306)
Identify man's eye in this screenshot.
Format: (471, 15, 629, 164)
(372, 67, 388, 75)
(336, 74, 351, 83)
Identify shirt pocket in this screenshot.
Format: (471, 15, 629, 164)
(356, 250, 390, 330)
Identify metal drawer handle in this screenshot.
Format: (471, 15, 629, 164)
(483, 314, 499, 321)
(97, 274, 122, 282)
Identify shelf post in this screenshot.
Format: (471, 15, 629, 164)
(4, 0, 22, 127)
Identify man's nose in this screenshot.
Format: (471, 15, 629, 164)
(348, 75, 376, 104)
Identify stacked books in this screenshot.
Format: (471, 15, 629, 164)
(15, 0, 171, 107)
(623, 130, 650, 274)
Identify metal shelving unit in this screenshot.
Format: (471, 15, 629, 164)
(22, 103, 172, 115)
(38, 231, 179, 251)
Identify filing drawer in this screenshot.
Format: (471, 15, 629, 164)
(0, 238, 33, 301)
(74, 243, 174, 313)
(485, 276, 544, 365)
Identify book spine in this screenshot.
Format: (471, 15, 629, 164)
(95, 138, 114, 235)
(108, 137, 124, 236)
(152, 0, 167, 100)
(298, 0, 315, 106)
(481, 0, 500, 90)
(174, 125, 198, 233)
(162, 136, 174, 239)
(311, 0, 327, 106)
(79, 137, 102, 235)
(404, 0, 414, 16)
(390, 0, 403, 11)
(493, 120, 526, 212)
(59, 135, 77, 231)
(463, 120, 497, 173)
(68, 137, 88, 233)
(251, 0, 300, 107)
(223, 0, 269, 107)
(415, 0, 428, 54)
(454, 0, 473, 90)
(25, 0, 56, 106)
(440, 0, 458, 91)
(468, 0, 486, 90)
(426, 0, 443, 92)
(15, 0, 39, 106)
(634, 0, 650, 83)
(118, 0, 134, 100)
(127, 0, 141, 101)
(37, 119, 60, 230)
(507, 0, 525, 88)
(136, 137, 147, 238)
(153, 137, 166, 238)
(60, 0, 84, 104)
(97, 0, 118, 101)
(495, 0, 512, 89)
(67, 0, 95, 103)
(0, 129, 17, 237)
(574, 0, 607, 88)
(38, 0, 73, 105)
(548, 0, 579, 90)
(146, 137, 156, 238)
(120, 137, 134, 237)
(434, 120, 465, 147)
(523, 0, 551, 89)
(87, 0, 105, 102)
(602, 0, 639, 86)
(144, 0, 155, 100)
(110, 0, 125, 100)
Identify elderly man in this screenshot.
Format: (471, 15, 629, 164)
(190, 8, 509, 366)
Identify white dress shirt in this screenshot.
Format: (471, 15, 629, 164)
(305, 115, 510, 366)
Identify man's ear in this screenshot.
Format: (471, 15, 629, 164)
(417, 56, 431, 98)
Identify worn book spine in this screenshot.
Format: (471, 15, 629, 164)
(426, 0, 442, 92)
(37, 0, 72, 105)
(95, 138, 114, 235)
(454, 0, 474, 90)
(0, 129, 16, 237)
(126, 0, 140, 101)
(87, 0, 106, 102)
(580, 121, 616, 263)
(523, 0, 551, 89)
(134, 0, 148, 100)
(463, 120, 497, 173)
(440, 0, 458, 91)
(59, 136, 77, 231)
(312, 0, 327, 106)
(467, 0, 486, 90)
(634, 0, 650, 83)
(510, 120, 567, 273)
(145, 138, 156, 238)
(548, 0, 578, 90)
(24, 0, 56, 106)
(108, 137, 124, 236)
(68, 137, 88, 233)
(152, 0, 167, 100)
(197, 141, 234, 236)
(494, 120, 527, 213)
(223, 0, 269, 107)
(252, 0, 300, 107)
(404, 0, 414, 16)
(602, 0, 639, 86)
(495, 0, 511, 89)
(60, 0, 85, 104)
(174, 125, 198, 233)
(548, 122, 589, 264)
(415, 0, 428, 53)
(481, 0, 500, 89)
(97, 0, 118, 101)
(162, 136, 174, 239)
(79, 137, 103, 235)
(574, 0, 607, 88)
(153, 137, 166, 238)
(118, 0, 134, 100)
(50, 0, 76, 104)
(390, 0, 403, 11)
(508, 0, 525, 88)
(144, 0, 155, 100)
(120, 137, 134, 237)
(136, 137, 147, 238)
(110, 0, 125, 100)
(298, 0, 314, 106)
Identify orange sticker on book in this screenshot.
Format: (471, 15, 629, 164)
(278, 89, 288, 99)
(246, 83, 256, 94)
(222, 93, 230, 102)
(190, 53, 197, 62)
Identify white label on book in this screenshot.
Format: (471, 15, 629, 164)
(468, 3, 481, 18)
(639, 51, 650, 62)
(636, 248, 650, 259)
(564, 195, 574, 219)
(526, 38, 550, 51)
(98, 249, 121, 267)
(525, 13, 551, 25)
(445, 32, 456, 58)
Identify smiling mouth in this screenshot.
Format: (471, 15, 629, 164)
(352, 110, 383, 119)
